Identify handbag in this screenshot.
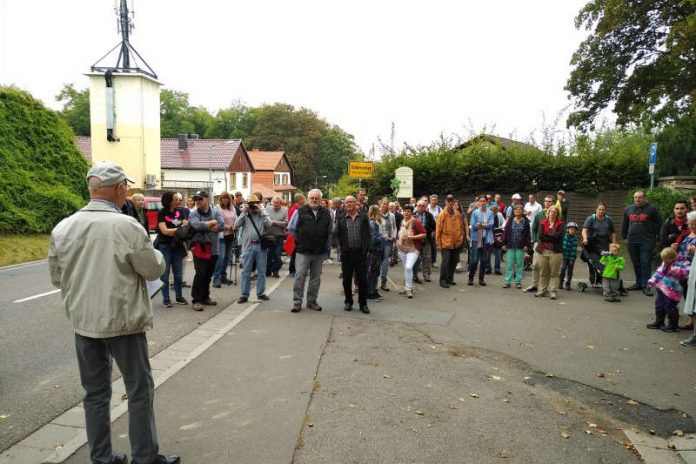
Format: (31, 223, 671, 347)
(248, 215, 274, 250)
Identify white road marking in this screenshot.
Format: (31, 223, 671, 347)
(13, 289, 60, 303)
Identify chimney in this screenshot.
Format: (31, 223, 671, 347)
(178, 134, 187, 150)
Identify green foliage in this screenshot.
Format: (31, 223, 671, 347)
(316, 125, 358, 185)
(332, 174, 361, 198)
(160, 89, 213, 137)
(56, 84, 91, 135)
(0, 86, 90, 234)
(566, 0, 696, 130)
(626, 187, 692, 219)
(363, 129, 651, 199)
(654, 112, 696, 176)
(206, 103, 259, 140)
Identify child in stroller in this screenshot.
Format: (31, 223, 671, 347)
(577, 244, 627, 296)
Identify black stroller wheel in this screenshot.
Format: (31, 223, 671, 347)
(577, 282, 587, 292)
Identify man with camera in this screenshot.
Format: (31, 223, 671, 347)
(235, 194, 273, 303)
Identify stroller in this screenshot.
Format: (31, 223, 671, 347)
(576, 246, 627, 295)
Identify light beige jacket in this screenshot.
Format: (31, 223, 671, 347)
(49, 200, 165, 338)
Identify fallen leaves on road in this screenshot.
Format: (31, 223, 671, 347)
(383, 374, 392, 379)
(0, 414, 8, 419)
(587, 345, 595, 350)
(560, 432, 570, 438)
(496, 449, 508, 458)
(596, 372, 605, 378)
(674, 430, 685, 437)
(469, 393, 479, 398)
(487, 374, 502, 381)
(627, 399, 639, 406)
(448, 404, 458, 409)
(415, 410, 425, 416)
(545, 373, 555, 378)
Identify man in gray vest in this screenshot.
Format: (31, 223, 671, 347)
(49, 161, 179, 464)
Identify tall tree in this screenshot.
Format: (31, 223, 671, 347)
(316, 125, 357, 184)
(655, 113, 696, 176)
(56, 84, 91, 136)
(207, 103, 258, 139)
(246, 103, 327, 189)
(565, 0, 696, 130)
(160, 89, 198, 137)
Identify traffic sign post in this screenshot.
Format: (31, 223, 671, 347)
(649, 142, 657, 190)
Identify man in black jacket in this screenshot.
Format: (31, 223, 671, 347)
(335, 195, 371, 313)
(288, 189, 332, 312)
(660, 199, 689, 248)
(622, 191, 662, 295)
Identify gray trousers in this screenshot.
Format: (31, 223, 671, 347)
(603, 277, 620, 297)
(293, 253, 324, 304)
(75, 333, 158, 464)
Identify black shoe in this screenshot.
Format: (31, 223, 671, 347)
(662, 326, 679, 333)
(424, 277, 431, 282)
(646, 321, 664, 329)
(643, 287, 654, 296)
(360, 305, 370, 314)
(626, 283, 643, 291)
(291, 302, 301, 312)
(440, 280, 450, 288)
(565, 282, 571, 290)
(447, 280, 457, 286)
(338, 272, 343, 279)
(202, 298, 217, 306)
(413, 277, 423, 284)
(494, 271, 502, 275)
(175, 297, 189, 305)
(133, 455, 181, 464)
(162, 299, 173, 308)
(212, 282, 222, 288)
(272, 272, 280, 278)
(485, 269, 492, 274)
(467, 280, 474, 286)
(111, 453, 128, 464)
(182, 282, 191, 288)
(237, 297, 248, 304)
(257, 294, 270, 301)
(344, 303, 353, 311)
(479, 280, 486, 286)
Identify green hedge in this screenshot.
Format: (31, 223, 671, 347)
(627, 188, 693, 220)
(0, 86, 89, 234)
(364, 131, 651, 199)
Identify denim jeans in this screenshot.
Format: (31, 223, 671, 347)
(241, 244, 267, 298)
(627, 241, 654, 287)
(468, 246, 488, 281)
(212, 236, 235, 284)
(266, 236, 285, 275)
(158, 243, 183, 301)
(488, 247, 501, 272)
(380, 241, 393, 284)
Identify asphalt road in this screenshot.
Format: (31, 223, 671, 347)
(0, 259, 241, 452)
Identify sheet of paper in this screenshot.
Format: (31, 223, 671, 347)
(147, 279, 164, 299)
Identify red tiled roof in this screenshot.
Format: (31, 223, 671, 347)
(248, 149, 285, 171)
(161, 138, 244, 169)
(75, 136, 92, 162)
(73, 137, 249, 170)
(274, 184, 297, 191)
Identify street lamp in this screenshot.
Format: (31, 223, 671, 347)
(315, 175, 328, 190)
(208, 140, 234, 196)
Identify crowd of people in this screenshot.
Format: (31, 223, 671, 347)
(48, 160, 696, 464)
(134, 185, 696, 349)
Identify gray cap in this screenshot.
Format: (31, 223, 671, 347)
(86, 161, 134, 187)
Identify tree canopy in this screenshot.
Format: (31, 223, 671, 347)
(565, 0, 696, 130)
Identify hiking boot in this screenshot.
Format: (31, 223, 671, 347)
(291, 302, 301, 313)
(549, 291, 558, 300)
(307, 301, 322, 311)
(192, 302, 204, 311)
(380, 283, 390, 292)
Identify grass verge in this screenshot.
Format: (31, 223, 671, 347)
(0, 234, 50, 267)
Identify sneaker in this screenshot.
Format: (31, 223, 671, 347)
(680, 335, 696, 347)
(202, 298, 217, 306)
(534, 291, 547, 298)
(380, 283, 390, 292)
(307, 301, 322, 311)
(479, 280, 486, 287)
(467, 280, 474, 286)
(523, 285, 537, 293)
(494, 271, 502, 275)
(162, 299, 173, 308)
(192, 302, 204, 311)
(643, 287, 654, 297)
(367, 294, 382, 301)
(565, 282, 571, 290)
(515, 283, 522, 289)
(272, 272, 280, 278)
(413, 277, 424, 284)
(182, 281, 191, 288)
(212, 282, 222, 288)
(646, 321, 664, 329)
(175, 297, 189, 305)
(550, 291, 557, 300)
(237, 297, 248, 304)
(405, 289, 413, 299)
(291, 302, 301, 313)
(257, 294, 270, 301)
(662, 326, 679, 333)
(503, 283, 511, 288)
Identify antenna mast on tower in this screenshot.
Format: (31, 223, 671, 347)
(91, 0, 157, 79)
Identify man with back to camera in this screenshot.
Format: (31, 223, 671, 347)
(49, 160, 179, 464)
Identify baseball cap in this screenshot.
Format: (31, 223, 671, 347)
(446, 194, 455, 201)
(512, 193, 522, 200)
(558, 190, 565, 195)
(86, 160, 134, 187)
(192, 190, 209, 200)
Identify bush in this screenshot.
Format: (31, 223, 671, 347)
(0, 86, 89, 234)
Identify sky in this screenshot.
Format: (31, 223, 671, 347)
(0, 0, 589, 153)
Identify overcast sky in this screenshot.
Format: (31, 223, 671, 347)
(1, 0, 589, 153)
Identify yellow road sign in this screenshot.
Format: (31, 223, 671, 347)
(349, 161, 374, 178)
